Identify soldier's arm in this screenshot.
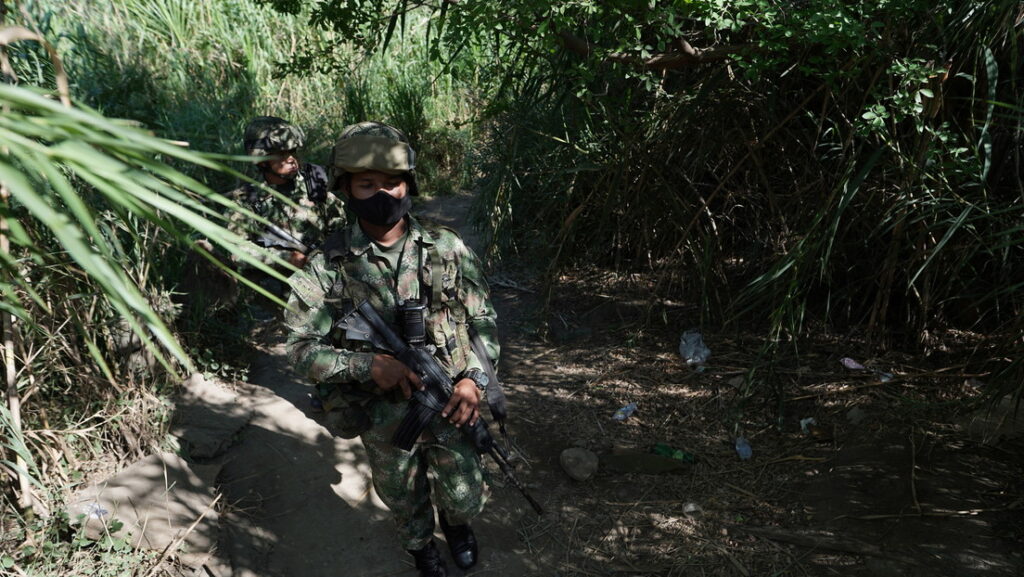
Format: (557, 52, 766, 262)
(455, 237, 500, 369)
(284, 255, 375, 385)
(323, 191, 347, 236)
(436, 235, 495, 426)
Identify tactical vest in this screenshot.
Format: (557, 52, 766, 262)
(313, 219, 507, 438)
(322, 219, 475, 383)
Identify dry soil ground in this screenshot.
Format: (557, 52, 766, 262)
(192, 192, 1023, 577)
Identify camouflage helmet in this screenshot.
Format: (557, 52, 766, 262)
(328, 121, 418, 195)
(243, 116, 305, 157)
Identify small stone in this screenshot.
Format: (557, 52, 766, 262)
(846, 406, 867, 425)
(683, 502, 702, 517)
(560, 448, 599, 481)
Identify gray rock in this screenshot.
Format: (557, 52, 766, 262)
(560, 448, 599, 481)
(68, 452, 221, 568)
(846, 406, 867, 425)
(679, 329, 711, 366)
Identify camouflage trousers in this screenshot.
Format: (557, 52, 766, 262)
(361, 399, 488, 551)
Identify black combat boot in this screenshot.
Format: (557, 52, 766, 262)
(439, 512, 478, 570)
(408, 540, 448, 577)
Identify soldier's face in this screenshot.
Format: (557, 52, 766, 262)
(264, 149, 299, 179)
(347, 170, 407, 200)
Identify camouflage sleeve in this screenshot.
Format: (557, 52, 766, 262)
(284, 254, 375, 385)
(226, 200, 292, 270)
(455, 237, 500, 369)
(319, 191, 347, 239)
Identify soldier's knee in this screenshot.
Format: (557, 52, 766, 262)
(436, 471, 487, 523)
(441, 491, 486, 525)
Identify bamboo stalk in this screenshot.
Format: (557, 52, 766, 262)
(1, 183, 33, 515)
(1, 3, 35, 517)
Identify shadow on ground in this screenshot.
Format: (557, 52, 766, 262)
(173, 190, 1023, 577)
(184, 336, 543, 577)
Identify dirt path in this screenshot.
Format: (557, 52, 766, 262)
(201, 192, 547, 577)
(190, 191, 1024, 577)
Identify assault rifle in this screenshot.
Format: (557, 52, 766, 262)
(346, 300, 544, 515)
(255, 221, 311, 254)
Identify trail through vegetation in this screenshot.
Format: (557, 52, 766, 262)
(172, 192, 1024, 577)
(2, 0, 1023, 575)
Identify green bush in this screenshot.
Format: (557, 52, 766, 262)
(0, 8, 482, 574)
(289, 0, 1023, 394)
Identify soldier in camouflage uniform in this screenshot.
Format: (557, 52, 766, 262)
(227, 116, 344, 281)
(284, 122, 498, 577)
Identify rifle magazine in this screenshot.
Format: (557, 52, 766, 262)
(392, 401, 437, 451)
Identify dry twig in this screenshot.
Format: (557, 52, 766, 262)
(140, 493, 222, 577)
(736, 525, 920, 566)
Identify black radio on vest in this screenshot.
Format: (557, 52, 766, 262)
(398, 299, 428, 347)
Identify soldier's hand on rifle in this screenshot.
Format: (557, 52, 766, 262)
(442, 378, 480, 428)
(288, 250, 308, 268)
(370, 354, 423, 399)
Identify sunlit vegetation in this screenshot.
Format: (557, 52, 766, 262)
(280, 0, 1023, 395)
(0, 0, 475, 573)
(2, 0, 1022, 574)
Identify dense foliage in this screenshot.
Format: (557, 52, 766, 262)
(273, 0, 1023, 390)
(1, 1, 483, 572)
(2, 0, 1021, 572)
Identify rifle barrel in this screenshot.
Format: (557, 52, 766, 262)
(264, 222, 310, 253)
(489, 447, 544, 515)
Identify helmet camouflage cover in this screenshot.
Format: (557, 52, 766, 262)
(328, 121, 418, 195)
(243, 116, 306, 157)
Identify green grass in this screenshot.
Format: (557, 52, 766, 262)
(1, 3, 482, 574)
(33, 0, 477, 193)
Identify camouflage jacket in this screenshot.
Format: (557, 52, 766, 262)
(227, 162, 345, 269)
(284, 216, 499, 403)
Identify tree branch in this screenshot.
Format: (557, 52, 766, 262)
(608, 43, 748, 69)
(556, 30, 749, 70)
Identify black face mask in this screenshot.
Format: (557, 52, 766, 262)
(348, 190, 412, 226)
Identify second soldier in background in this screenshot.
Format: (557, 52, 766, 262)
(228, 116, 345, 299)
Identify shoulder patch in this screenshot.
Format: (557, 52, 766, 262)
(288, 255, 331, 309)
